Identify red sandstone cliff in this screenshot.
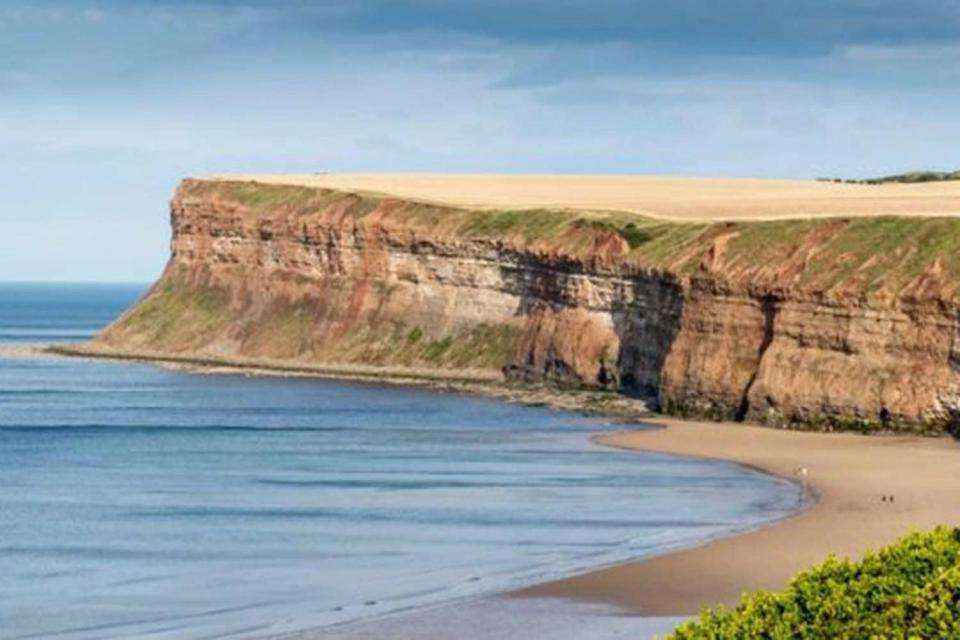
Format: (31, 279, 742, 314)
(96, 179, 960, 433)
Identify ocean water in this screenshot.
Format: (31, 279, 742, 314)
(0, 283, 800, 640)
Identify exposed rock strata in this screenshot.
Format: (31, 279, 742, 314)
(96, 179, 960, 432)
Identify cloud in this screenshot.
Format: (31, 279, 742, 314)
(17, 1, 960, 54)
(836, 42, 960, 63)
(82, 7, 106, 22)
(3, 0, 960, 279)
(0, 68, 33, 87)
(256, 0, 960, 56)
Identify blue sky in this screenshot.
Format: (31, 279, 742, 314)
(2, 1, 960, 281)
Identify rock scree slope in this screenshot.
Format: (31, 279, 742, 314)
(95, 177, 960, 433)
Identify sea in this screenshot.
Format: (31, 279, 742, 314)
(0, 283, 801, 639)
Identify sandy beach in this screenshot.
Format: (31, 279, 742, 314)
(45, 344, 960, 620)
(269, 415, 960, 640)
(519, 418, 960, 615)
(24, 343, 960, 638)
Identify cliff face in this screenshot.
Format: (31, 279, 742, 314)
(97, 179, 960, 432)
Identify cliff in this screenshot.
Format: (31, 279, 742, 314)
(95, 178, 960, 433)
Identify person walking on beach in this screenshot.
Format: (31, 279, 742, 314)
(794, 466, 809, 502)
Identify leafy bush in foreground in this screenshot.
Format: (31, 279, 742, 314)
(669, 527, 960, 639)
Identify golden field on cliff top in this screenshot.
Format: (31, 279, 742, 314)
(221, 174, 960, 221)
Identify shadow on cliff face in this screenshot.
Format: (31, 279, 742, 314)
(500, 253, 610, 387)
(611, 270, 685, 408)
(735, 293, 779, 421)
(499, 253, 685, 406)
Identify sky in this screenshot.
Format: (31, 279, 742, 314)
(2, 1, 960, 281)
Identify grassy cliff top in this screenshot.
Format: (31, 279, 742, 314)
(182, 178, 960, 300)
(210, 173, 960, 221)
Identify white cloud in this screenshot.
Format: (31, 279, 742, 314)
(835, 42, 960, 64)
(83, 7, 106, 22)
(3, 1, 960, 279)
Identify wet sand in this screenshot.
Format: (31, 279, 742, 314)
(270, 599, 684, 640)
(275, 417, 960, 639)
(518, 418, 960, 615)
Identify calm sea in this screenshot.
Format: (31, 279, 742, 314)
(0, 283, 800, 639)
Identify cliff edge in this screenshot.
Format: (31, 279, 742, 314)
(95, 178, 960, 433)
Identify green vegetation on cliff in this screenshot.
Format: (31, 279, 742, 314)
(103, 261, 524, 371)
(109, 273, 234, 348)
(96, 179, 960, 433)
(669, 527, 960, 639)
(355, 320, 522, 370)
(187, 179, 960, 300)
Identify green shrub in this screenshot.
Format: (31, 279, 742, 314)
(669, 527, 960, 639)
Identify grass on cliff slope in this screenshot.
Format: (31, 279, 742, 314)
(109, 273, 234, 348)
(188, 179, 960, 299)
(669, 527, 960, 640)
(340, 321, 523, 370)
(113, 265, 525, 372)
(238, 301, 316, 358)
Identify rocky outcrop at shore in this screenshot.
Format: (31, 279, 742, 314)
(96, 179, 960, 433)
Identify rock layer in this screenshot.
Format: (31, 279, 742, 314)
(97, 179, 960, 432)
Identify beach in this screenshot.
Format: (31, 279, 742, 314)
(45, 343, 960, 624)
(519, 418, 960, 615)
(270, 415, 960, 640)
(0, 314, 796, 640)
(70, 346, 960, 634)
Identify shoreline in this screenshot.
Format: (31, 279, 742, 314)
(516, 418, 960, 616)
(22, 343, 960, 631)
(41, 343, 656, 419)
